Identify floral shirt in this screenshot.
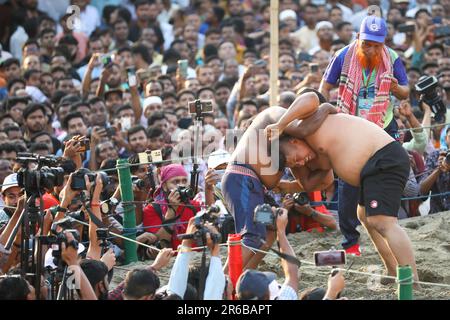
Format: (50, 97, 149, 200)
(420, 150, 450, 213)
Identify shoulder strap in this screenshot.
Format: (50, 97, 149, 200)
(152, 203, 164, 222)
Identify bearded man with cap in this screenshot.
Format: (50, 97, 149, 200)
(319, 15, 410, 258)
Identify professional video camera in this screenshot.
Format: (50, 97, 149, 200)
(415, 76, 447, 121)
(70, 168, 109, 191)
(253, 203, 283, 229)
(42, 228, 80, 266)
(293, 192, 310, 206)
(177, 186, 194, 204)
(15, 153, 65, 195)
(178, 206, 222, 244)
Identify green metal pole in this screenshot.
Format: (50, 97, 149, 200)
(397, 265, 413, 300)
(117, 159, 138, 263)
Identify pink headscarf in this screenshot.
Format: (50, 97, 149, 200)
(154, 164, 188, 200)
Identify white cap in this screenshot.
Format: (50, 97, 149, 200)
(279, 9, 297, 22)
(143, 96, 163, 112)
(1, 173, 18, 194)
(207, 149, 231, 169)
(315, 21, 333, 31)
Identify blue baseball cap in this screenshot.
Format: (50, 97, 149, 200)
(359, 16, 387, 43)
(236, 269, 276, 300)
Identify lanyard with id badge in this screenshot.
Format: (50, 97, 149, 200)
(358, 69, 376, 119)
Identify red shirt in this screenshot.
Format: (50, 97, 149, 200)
(289, 205, 331, 233)
(142, 200, 201, 250)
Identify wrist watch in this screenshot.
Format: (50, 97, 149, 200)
(308, 208, 318, 218)
(101, 197, 119, 215)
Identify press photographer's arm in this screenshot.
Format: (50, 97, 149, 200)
(86, 173, 104, 261)
(276, 208, 299, 294)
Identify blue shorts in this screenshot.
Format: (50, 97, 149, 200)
(221, 163, 266, 249)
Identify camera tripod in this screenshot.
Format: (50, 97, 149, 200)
(190, 99, 213, 195)
(5, 193, 47, 300)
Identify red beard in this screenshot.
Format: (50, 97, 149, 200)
(356, 45, 383, 70)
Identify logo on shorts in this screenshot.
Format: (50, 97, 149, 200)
(370, 200, 378, 209)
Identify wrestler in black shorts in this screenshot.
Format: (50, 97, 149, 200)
(359, 141, 410, 217)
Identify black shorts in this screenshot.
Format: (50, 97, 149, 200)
(358, 141, 410, 217)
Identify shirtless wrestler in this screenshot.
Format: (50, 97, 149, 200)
(266, 93, 419, 283)
(221, 90, 335, 270)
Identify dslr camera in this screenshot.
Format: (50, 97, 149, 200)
(293, 192, 310, 206)
(178, 206, 222, 245)
(415, 76, 446, 121)
(253, 204, 282, 229)
(70, 168, 109, 191)
(42, 229, 80, 266)
(177, 186, 194, 204)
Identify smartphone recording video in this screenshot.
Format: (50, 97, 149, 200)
(314, 250, 346, 267)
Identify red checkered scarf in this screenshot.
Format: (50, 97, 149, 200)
(336, 41, 393, 128)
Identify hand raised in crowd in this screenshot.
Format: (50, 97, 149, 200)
(205, 168, 220, 190)
(100, 64, 113, 82)
(325, 270, 346, 300)
(42, 210, 53, 236)
(438, 151, 449, 173)
(100, 248, 116, 271)
(87, 173, 104, 203)
(203, 223, 221, 256)
(60, 173, 79, 205)
(87, 53, 101, 71)
(281, 194, 295, 211)
(151, 247, 173, 271)
(61, 231, 79, 266)
(398, 100, 413, 118)
(275, 207, 289, 232)
(91, 126, 108, 145)
(420, 98, 432, 114)
(63, 135, 85, 159)
(167, 188, 181, 213)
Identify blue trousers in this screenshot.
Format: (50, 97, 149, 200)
(338, 179, 361, 249)
(221, 165, 266, 249)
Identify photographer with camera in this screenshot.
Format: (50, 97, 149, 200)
(167, 217, 226, 300)
(282, 193, 337, 233)
(140, 164, 200, 254)
(236, 207, 298, 300)
(60, 230, 98, 300)
(419, 127, 450, 214)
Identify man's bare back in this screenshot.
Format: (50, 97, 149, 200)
(296, 114, 394, 186)
(231, 107, 286, 188)
(231, 103, 336, 188)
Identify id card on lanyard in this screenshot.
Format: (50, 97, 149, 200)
(357, 69, 376, 119)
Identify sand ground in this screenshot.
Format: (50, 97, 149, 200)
(111, 211, 450, 300)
